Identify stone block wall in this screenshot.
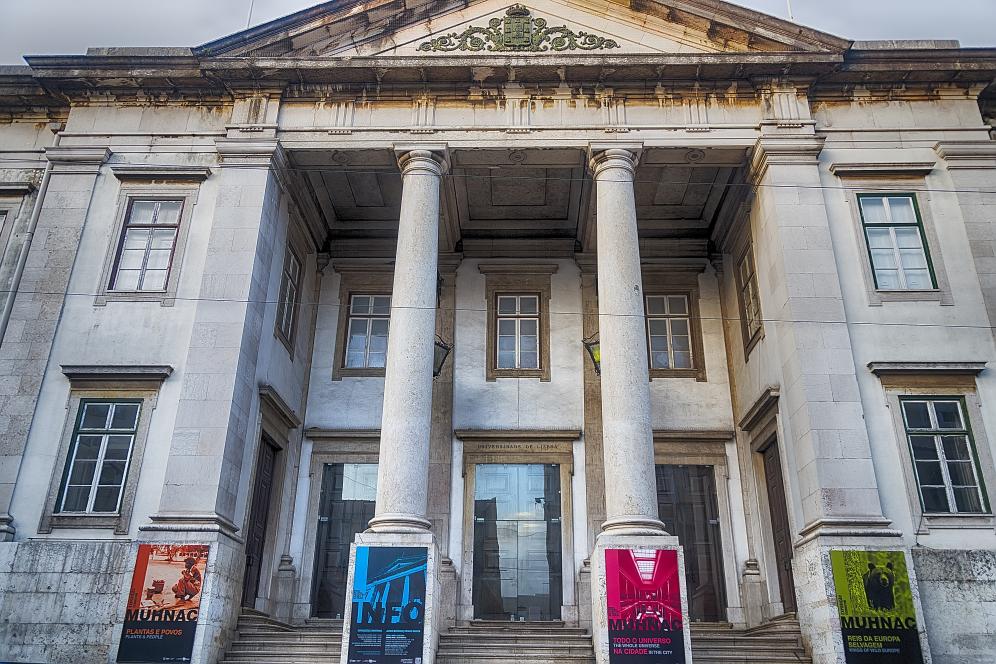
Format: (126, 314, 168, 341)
(913, 548, 996, 664)
(0, 540, 133, 663)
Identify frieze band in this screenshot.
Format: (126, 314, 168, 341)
(417, 5, 620, 52)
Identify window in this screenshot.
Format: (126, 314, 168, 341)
(344, 295, 390, 369)
(901, 398, 989, 514)
(735, 246, 762, 350)
(109, 200, 183, 292)
(276, 247, 303, 346)
(496, 294, 540, 370)
(858, 194, 935, 290)
(646, 295, 692, 370)
(57, 400, 141, 514)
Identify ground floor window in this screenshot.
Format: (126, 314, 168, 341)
(472, 463, 563, 621)
(311, 463, 377, 618)
(656, 464, 727, 622)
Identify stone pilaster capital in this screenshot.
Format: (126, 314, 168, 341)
(748, 135, 825, 183)
(214, 138, 282, 167)
(934, 140, 996, 169)
(394, 144, 449, 176)
(44, 145, 111, 174)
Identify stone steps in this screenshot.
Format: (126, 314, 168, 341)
(221, 612, 811, 664)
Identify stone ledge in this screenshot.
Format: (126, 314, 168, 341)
(867, 361, 987, 376)
(61, 364, 173, 383)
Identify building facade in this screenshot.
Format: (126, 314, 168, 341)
(1, 1, 996, 663)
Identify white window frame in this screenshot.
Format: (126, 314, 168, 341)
(646, 294, 693, 371)
(495, 294, 540, 371)
(344, 294, 391, 369)
(109, 199, 183, 293)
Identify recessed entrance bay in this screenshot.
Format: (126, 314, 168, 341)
(472, 463, 563, 621)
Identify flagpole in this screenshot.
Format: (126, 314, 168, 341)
(786, 0, 795, 20)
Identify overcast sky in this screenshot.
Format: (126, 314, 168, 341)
(0, 0, 993, 64)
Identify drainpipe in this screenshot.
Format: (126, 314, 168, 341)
(0, 127, 60, 347)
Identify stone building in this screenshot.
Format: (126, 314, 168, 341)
(1, 1, 995, 663)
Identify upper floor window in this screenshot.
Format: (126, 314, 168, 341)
(496, 294, 540, 370)
(858, 194, 935, 290)
(276, 246, 303, 346)
(110, 199, 183, 292)
(57, 400, 141, 514)
(735, 245, 762, 351)
(901, 398, 989, 514)
(345, 295, 390, 368)
(646, 294, 692, 370)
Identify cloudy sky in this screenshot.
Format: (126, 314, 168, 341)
(0, 0, 993, 64)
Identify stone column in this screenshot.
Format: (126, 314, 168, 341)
(590, 148, 665, 537)
(367, 148, 446, 533)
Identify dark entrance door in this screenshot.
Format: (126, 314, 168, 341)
(473, 464, 563, 621)
(655, 464, 727, 622)
(761, 440, 797, 613)
(242, 436, 278, 608)
(311, 463, 377, 618)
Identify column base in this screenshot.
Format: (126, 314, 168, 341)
(366, 512, 433, 533)
(341, 531, 442, 664)
(599, 515, 669, 537)
(591, 534, 692, 664)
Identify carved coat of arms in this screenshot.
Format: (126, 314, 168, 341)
(417, 5, 620, 52)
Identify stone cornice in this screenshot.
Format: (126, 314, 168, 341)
(829, 161, 935, 177)
(934, 140, 996, 169)
(738, 385, 779, 431)
(110, 164, 213, 181)
(867, 361, 987, 376)
(61, 364, 173, 383)
(44, 146, 111, 174)
(258, 384, 302, 430)
(748, 136, 825, 183)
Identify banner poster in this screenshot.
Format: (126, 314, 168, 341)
(830, 550, 925, 664)
(605, 548, 686, 664)
(117, 544, 210, 663)
(346, 546, 428, 664)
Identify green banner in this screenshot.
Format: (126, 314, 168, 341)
(830, 550, 924, 664)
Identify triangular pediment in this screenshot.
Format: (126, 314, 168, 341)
(196, 0, 850, 58)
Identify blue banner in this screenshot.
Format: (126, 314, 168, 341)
(346, 546, 427, 664)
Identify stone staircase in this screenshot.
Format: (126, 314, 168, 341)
(221, 610, 811, 664)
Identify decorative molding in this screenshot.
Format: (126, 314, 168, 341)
(795, 516, 901, 547)
(110, 164, 212, 181)
(304, 428, 381, 440)
(829, 161, 935, 177)
(455, 428, 581, 441)
(738, 386, 780, 431)
(934, 141, 996, 169)
(61, 364, 173, 383)
(141, 512, 243, 543)
(477, 262, 560, 275)
(0, 182, 36, 196)
(867, 361, 987, 376)
(45, 146, 111, 174)
(653, 430, 735, 444)
(417, 5, 620, 53)
(259, 384, 301, 430)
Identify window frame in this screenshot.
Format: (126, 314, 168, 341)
(857, 193, 938, 291)
(899, 395, 990, 516)
(734, 244, 764, 356)
(481, 265, 556, 382)
(843, 181, 953, 306)
(275, 244, 305, 353)
(96, 184, 199, 307)
(881, 376, 996, 534)
(343, 294, 392, 370)
(494, 293, 542, 372)
(643, 288, 706, 381)
(332, 271, 394, 380)
(40, 381, 162, 534)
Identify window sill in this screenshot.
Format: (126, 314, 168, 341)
(650, 368, 706, 382)
(332, 367, 386, 381)
(918, 512, 995, 533)
(869, 288, 952, 306)
(42, 513, 128, 534)
(95, 291, 175, 307)
(487, 369, 550, 382)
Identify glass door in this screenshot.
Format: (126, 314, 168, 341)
(473, 464, 562, 621)
(655, 464, 727, 622)
(311, 463, 377, 618)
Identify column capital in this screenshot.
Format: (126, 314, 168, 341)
(748, 135, 825, 183)
(394, 144, 449, 176)
(44, 145, 111, 175)
(588, 145, 640, 178)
